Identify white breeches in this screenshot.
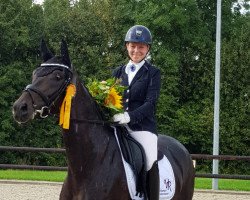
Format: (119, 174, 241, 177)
(129, 131, 158, 171)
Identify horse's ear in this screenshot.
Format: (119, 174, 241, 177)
(40, 38, 54, 62)
(61, 39, 71, 68)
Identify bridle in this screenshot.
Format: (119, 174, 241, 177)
(24, 63, 73, 118)
(24, 62, 114, 126)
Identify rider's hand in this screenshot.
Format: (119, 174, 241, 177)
(113, 112, 130, 124)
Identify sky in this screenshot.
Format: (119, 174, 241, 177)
(33, 0, 44, 5)
(33, 0, 249, 14)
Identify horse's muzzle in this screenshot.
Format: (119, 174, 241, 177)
(12, 97, 35, 124)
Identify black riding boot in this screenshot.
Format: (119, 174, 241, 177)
(147, 161, 159, 200)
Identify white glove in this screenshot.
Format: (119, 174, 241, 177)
(113, 112, 130, 124)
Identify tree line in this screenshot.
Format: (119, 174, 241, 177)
(0, 0, 249, 173)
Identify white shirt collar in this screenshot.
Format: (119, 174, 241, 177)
(125, 60, 145, 74)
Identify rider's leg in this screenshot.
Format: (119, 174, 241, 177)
(129, 131, 159, 200)
(147, 161, 159, 200)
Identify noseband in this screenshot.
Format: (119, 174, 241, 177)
(24, 63, 73, 118)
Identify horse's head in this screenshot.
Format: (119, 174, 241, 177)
(13, 39, 74, 123)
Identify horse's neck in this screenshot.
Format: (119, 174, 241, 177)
(64, 80, 111, 166)
(71, 81, 101, 120)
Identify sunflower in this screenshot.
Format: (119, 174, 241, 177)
(86, 78, 126, 119)
(104, 87, 123, 110)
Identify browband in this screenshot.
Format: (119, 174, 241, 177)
(41, 63, 70, 69)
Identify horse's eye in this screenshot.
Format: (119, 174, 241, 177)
(56, 73, 62, 80)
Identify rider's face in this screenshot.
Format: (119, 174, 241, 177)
(126, 42, 149, 63)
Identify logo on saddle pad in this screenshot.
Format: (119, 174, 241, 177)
(163, 179, 172, 191)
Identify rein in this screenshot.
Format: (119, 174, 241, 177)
(71, 118, 114, 126)
(24, 63, 73, 118)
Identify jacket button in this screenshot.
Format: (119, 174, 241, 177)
(126, 99, 129, 102)
(127, 89, 130, 93)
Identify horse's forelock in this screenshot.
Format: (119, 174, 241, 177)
(34, 66, 62, 77)
(36, 55, 72, 76)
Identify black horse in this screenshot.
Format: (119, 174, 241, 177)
(12, 40, 195, 200)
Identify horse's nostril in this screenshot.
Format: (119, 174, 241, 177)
(20, 103, 28, 112)
(12, 101, 32, 123)
(18, 103, 28, 117)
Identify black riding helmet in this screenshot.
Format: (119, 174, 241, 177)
(125, 25, 152, 45)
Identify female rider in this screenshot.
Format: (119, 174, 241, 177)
(112, 25, 161, 200)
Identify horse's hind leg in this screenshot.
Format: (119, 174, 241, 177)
(172, 159, 195, 200)
(179, 167, 195, 200)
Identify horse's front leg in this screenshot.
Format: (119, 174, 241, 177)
(59, 177, 74, 200)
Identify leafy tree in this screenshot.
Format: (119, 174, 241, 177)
(219, 12, 250, 173)
(0, 0, 249, 174)
(0, 0, 64, 166)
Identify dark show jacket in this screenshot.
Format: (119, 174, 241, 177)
(113, 60, 161, 134)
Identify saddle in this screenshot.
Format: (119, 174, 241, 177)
(116, 126, 147, 196)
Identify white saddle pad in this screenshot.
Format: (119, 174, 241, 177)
(112, 127, 176, 200)
(158, 155, 176, 199)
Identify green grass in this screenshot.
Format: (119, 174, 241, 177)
(195, 178, 250, 191)
(0, 170, 249, 191)
(0, 170, 66, 182)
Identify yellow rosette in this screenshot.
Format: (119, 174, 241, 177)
(59, 84, 76, 129)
